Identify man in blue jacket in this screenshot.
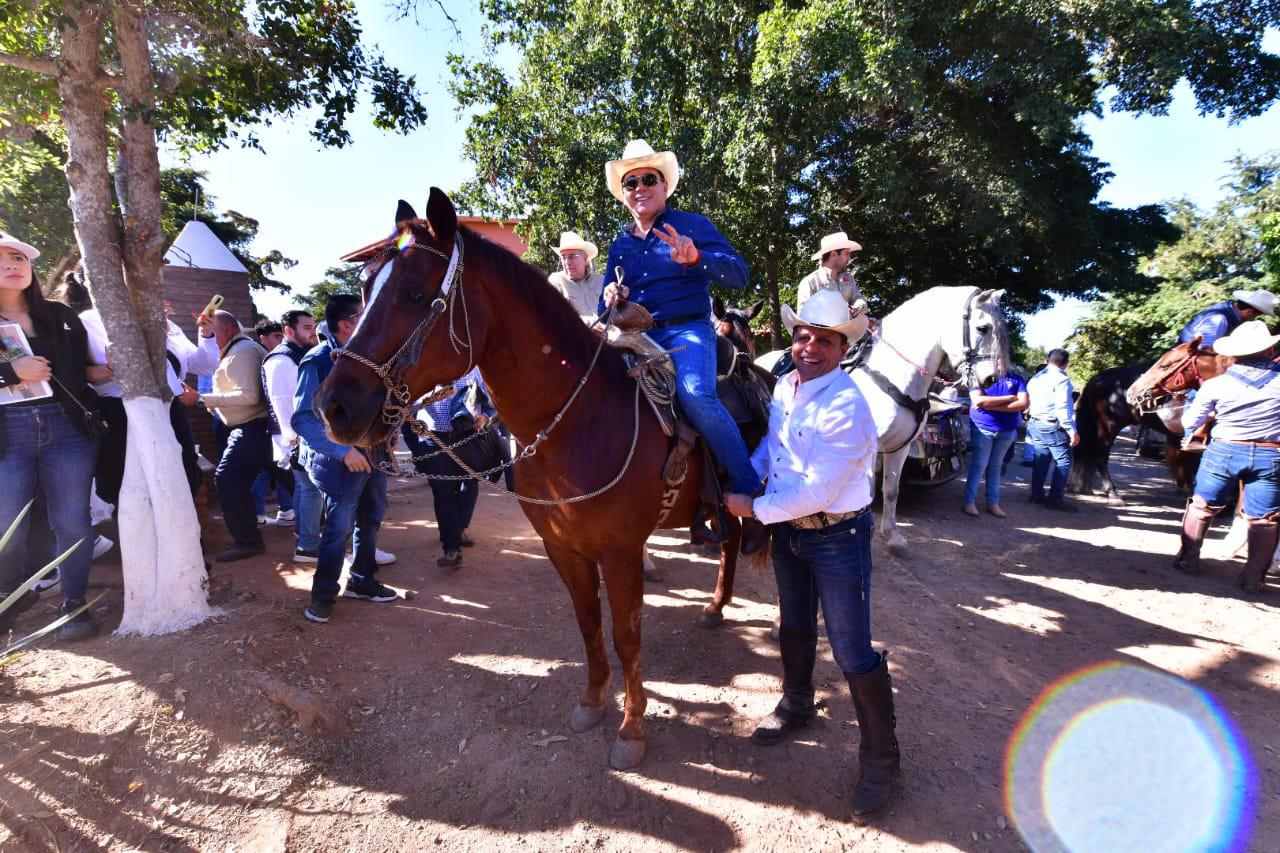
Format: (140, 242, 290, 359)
(293, 293, 398, 623)
(1178, 289, 1277, 351)
(599, 140, 767, 552)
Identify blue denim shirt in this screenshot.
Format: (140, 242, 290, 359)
(1178, 301, 1241, 348)
(292, 339, 361, 496)
(599, 208, 748, 322)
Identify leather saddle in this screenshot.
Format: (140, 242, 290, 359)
(606, 302, 773, 541)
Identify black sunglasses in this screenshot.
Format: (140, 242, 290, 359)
(622, 173, 662, 192)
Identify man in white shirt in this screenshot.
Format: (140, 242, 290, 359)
(796, 231, 868, 315)
(724, 290, 899, 825)
(1025, 348, 1078, 511)
(262, 310, 322, 561)
(547, 231, 605, 323)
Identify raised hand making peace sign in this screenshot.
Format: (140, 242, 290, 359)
(654, 223, 701, 266)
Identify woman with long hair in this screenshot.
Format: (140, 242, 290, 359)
(0, 232, 110, 641)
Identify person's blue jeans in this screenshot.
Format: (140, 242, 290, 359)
(1194, 441, 1280, 518)
(251, 469, 294, 516)
(310, 470, 387, 605)
(0, 404, 98, 603)
(403, 425, 480, 552)
(1028, 420, 1072, 504)
(648, 319, 758, 494)
(292, 467, 323, 552)
(964, 424, 1017, 506)
(772, 511, 878, 675)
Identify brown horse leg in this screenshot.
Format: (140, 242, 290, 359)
(699, 517, 742, 629)
(545, 543, 611, 734)
(599, 549, 648, 770)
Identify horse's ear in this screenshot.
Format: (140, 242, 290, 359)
(395, 200, 417, 225)
(425, 187, 458, 247)
(1189, 335, 1205, 354)
(975, 288, 1005, 306)
(747, 300, 764, 320)
(988, 289, 1006, 306)
(712, 295, 726, 320)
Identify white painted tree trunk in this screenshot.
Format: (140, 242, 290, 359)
(115, 397, 213, 635)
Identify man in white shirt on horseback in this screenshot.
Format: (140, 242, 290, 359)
(724, 289, 901, 825)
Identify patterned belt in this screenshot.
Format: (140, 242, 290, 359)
(787, 506, 870, 530)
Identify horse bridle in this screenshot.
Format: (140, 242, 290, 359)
(332, 232, 468, 437)
(1128, 350, 1202, 413)
(958, 287, 997, 387)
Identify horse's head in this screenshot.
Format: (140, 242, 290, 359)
(1125, 335, 1208, 412)
(316, 188, 483, 448)
(712, 296, 763, 360)
(941, 288, 1010, 388)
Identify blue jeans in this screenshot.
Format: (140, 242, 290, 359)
(215, 418, 273, 548)
(772, 511, 878, 675)
(1194, 441, 1280, 518)
(1028, 420, 1072, 504)
(0, 404, 98, 603)
(964, 424, 1017, 506)
(292, 467, 323, 552)
(648, 319, 758, 493)
(251, 470, 294, 516)
(310, 470, 387, 605)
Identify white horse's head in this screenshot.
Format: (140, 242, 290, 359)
(938, 287, 1010, 389)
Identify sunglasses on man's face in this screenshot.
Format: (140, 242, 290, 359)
(622, 173, 662, 192)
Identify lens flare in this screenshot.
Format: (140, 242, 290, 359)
(1004, 662, 1255, 852)
(396, 231, 413, 252)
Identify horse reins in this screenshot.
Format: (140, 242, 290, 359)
(1130, 350, 1202, 413)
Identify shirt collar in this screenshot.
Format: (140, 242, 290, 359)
(786, 366, 844, 397)
(622, 206, 674, 237)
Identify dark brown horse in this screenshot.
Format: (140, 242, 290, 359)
(1067, 336, 1232, 503)
(316, 189, 751, 769)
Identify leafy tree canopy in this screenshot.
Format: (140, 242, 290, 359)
(293, 263, 362, 320)
(450, 0, 1277, 340)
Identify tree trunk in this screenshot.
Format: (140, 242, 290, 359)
(58, 1, 211, 635)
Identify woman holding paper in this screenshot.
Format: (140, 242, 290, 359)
(0, 232, 107, 642)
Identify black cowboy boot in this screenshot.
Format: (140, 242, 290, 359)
(1239, 518, 1279, 593)
(1173, 498, 1219, 575)
(751, 627, 818, 745)
(846, 652, 900, 825)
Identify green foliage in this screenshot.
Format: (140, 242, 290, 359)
(449, 0, 1276, 339)
(0, 132, 74, 272)
(293, 264, 363, 320)
(1067, 153, 1280, 382)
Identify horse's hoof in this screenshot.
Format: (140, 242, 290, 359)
(1107, 496, 1127, 507)
(643, 567, 663, 583)
(887, 541, 909, 558)
(569, 703, 606, 733)
(697, 610, 724, 629)
(609, 736, 647, 770)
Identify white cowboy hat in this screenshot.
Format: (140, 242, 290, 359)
(810, 231, 862, 261)
(1232, 289, 1278, 316)
(1211, 319, 1280, 357)
(0, 231, 39, 261)
(554, 231, 598, 261)
(605, 140, 680, 203)
(781, 289, 869, 340)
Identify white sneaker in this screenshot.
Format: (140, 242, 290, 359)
(257, 514, 268, 526)
(92, 535, 113, 560)
(344, 548, 397, 567)
(293, 548, 319, 564)
(273, 509, 296, 527)
(34, 572, 61, 594)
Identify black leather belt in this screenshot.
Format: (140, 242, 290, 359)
(652, 312, 709, 329)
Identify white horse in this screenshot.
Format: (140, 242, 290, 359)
(758, 285, 1010, 555)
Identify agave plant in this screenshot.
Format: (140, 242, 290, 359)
(0, 501, 102, 667)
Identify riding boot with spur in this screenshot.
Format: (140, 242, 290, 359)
(752, 627, 819, 745)
(845, 652, 901, 825)
(1173, 498, 1219, 575)
(1239, 517, 1279, 593)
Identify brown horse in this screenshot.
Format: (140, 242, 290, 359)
(316, 189, 753, 769)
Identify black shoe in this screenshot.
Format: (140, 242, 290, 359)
(459, 530, 475, 547)
(293, 548, 319, 564)
(437, 550, 463, 569)
(215, 543, 265, 562)
(0, 589, 39, 633)
(740, 517, 770, 556)
(1028, 494, 1046, 504)
(56, 598, 99, 642)
(303, 601, 333, 623)
(1045, 501, 1079, 513)
(343, 575, 398, 602)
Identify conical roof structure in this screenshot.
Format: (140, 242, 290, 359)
(163, 220, 248, 272)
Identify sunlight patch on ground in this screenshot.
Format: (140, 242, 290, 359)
(451, 653, 571, 677)
(646, 547, 720, 566)
(499, 548, 548, 561)
(1015, 525, 1175, 553)
(437, 595, 490, 610)
(645, 680, 736, 708)
(1115, 642, 1236, 676)
(272, 564, 314, 592)
(643, 591, 709, 609)
(729, 672, 782, 695)
(959, 598, 1064, 636)
(1115, 514, 1180, 529)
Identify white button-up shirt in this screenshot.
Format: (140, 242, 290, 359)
(749, 366, 877, 524)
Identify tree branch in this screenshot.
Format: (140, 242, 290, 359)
(0, 50, 59, 77)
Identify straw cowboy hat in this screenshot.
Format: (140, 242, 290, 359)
(0, 231, 39, 261)
(781, 289, 869, 340)
(810, 231, 862, 261)
(1211, 319, 1280, 357)
(554, 231, 599, 261)
(605, 140, 680, 203)
(1232, 289, 1279, 316)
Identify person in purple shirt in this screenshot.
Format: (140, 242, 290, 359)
(963, 371, 1029, 518)
(600, 140, 767, 552)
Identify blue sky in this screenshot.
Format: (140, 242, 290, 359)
(167, 6, 1279, 349)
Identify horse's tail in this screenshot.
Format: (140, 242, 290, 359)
(1067, 381, 1104, 494)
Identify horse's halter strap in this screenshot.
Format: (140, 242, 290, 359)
(333, 232, 468, 431)
(958, 287, 989, 386)
(1131, 350, 1202, 412)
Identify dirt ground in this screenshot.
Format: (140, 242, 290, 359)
(1, 438, 1277, 852)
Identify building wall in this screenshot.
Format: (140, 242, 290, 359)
(458, 216, 528, 258)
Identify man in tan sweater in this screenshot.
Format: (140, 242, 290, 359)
(196, 310, 290, 561)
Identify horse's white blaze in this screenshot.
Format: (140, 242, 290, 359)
(351, 258, 394, 339)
